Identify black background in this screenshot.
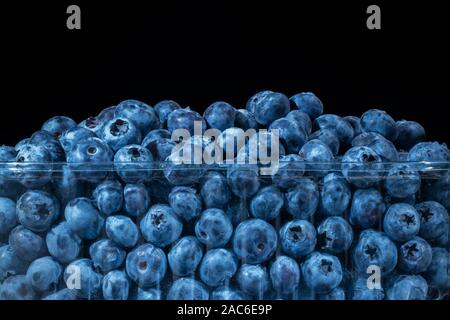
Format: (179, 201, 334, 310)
(1, 0, 449, 146)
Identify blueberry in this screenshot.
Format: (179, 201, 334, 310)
(234, 109, 258, 130)
(42, 116, 77, 138)
(424, 172, 450, 211)
(199, 171, 230, 210)
(215, 127, 250, 160)
(16, 190, 60, 233)
(8, 226, 47, 262)
(29, 130, 66, 162)
(271, 154, 305, 189)
(383, 203, 420, 242)
(136, 288, 162, 300)
(424, 247, 450, 289)
(114, 144, 153, 183)
(52, 165, 85, 207)
(289, 92, 324, 120)
(64, 259, 103, 299)
(317, 217, 353, 254)
(123, 183, 151, 217)
(0, 197, 17, 236)
(195, 208, 233, 249)
(126, 243, 167, 288)
(309, 129, 340, 156)
(269, 117, 307, 154)
(154, 100, 181, 125)
(101, 117, 142, 153)
(167, 278, 209, 300)
(227, 164, 260, 198)
(407, 141, 450, 163)
(398, 237, 432, 274)
(102, 270, 130, 300)
(237, 131, 285, 165)
(142, 129, 176, 162)
(349, 188, 385, 229)
(415, 201, 449, 244)
(0, 245, 29, 281)
(0, 145, 17, 160)
(26, 256, 62, 292)
(270, 256, 300, 295)
(298, 139, 334, 176)
(204, 101, 236, 131)
(384, 163, 421, 198)
(59, 126, 97, 153)
(318, 287, 346, 300)
(313, 114, 354, 146)
(250, 186, 284, 221)
(353, 230, 398, 274)
(320, 173, 351, 216)
(301, 252, 343, 294)
(115, 99, 160, 136)
(140, 204, 183, 247)
(141, 129, 171, 148)
(46, 222, 81, 264)
(168, 236, 203, 276)
(233, 218, 277, 264)
(64, 197, 104, 240)
(211, 287, 246, 300)
(97, 106, 117, 123)
(105, 215, 139, 249)
(236, 264, 270, 298)
(79, 116, 105, 136)
(249, 91, 290, 126)
(15, 138, 30, 153)
(93, 180, 123, 216)
(286, 110, 312, 135)
(43, 288, 77, 300)
(360, 109, 398, 141)
(169, 186, 202, 221)
(343, 116, 362, 137)
(15, 144, 52, 188)
(0, 275, 36, 300)
(279, 219, 316, 258)
(386, 275, 428, 300)
(285, 178, 319, 219)
(89, 239, 126, 273)
(341, 146, 383, 188)
(394, 120, 426, 151)
(199, 248, 238, 287)
(349, 276, 385, 300)
(167, 108, 206, 136)
(352, 132, 399, 162)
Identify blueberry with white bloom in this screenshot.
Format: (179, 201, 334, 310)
(168, 236, 203, 277)
(123, 183, 151, 217)
(352, 132, 399, 162)
(195, 208, 233, 249)
(167, 278, 209, 300)
(383, 203, 420, 242)
(341, 146, 383, 188)
(384, 163, 420, 198)
(93, 180, 123, 216)
(89, 239, 126, 273)
(279, 219, 317, 258)
(320, 173, 351, 216)
(349, 188, 385, 229)
(317, 216, 353, 254)
(126, 243, 167, 288)
(248, 91, 290, 126)
(102, 270, 130, 300)
(63, 259, 103, 299)
(42, 116, 77, 138)
(115, 99, 160, 136)
(204, 101, 236, 131)
(394, 120, 426, 151)
(105, 215, 139, 249)
(114, 144, 153, 183)
(250, 186, 284, 221)
(154, 100, 181, 126)
(101, 117, 142, 152)
(285, 178, 319, 219)
(26, 256, 62, 292)
(360, 109, 398, 142)
(301, 252, 343, 294)
(46, 222, 82, 264)
(290, 92, 324, 120)
(313, 114, 354, 146)
(140, 204, 183, 247)
(309, 129, 340, 156)
(199, 248, 238, 287)
(398, 237, 432, 274)
(200, 171, 230, 210)
(168, 186, 202, 221)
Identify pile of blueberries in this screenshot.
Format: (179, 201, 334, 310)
(0, 91, 449, 300)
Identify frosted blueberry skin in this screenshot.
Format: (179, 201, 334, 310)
(279, 219, 317, 258)
(343, 116, 362, 137)
(0, 245, 29, 281)
(115, 99, 160, 136)
(204, 101, 236, 131)
(286, 110, 312, 135)
(126, 243, 167, 288)
(407, 141, 450, 163)
(167, 108, 206, 136)
(424, 172, 450, 211)
(234, 109, 258, 130)
(349, 276, 385, 300)
(63, 259, 103, 299)
(123, 183, 150, 217)
(317, 217, 353, 254)
(299, 139, 334, 177)
(97, 106, 116, 122)
(167, 278, 209, 300)
(16, 190, 60, 233)
(51, 164, 86, 207)
(8, 226, 47, 262)
(318, 287, 346, 300)
(349, 188, 386, 229)
(89, 239, 126, 273)
(0, 275, 37, 300)
(153, 100, 181, 126)
(271, 154, 305, 189)
(136, 288, 162, 300)
(141, 129, 176, 162)
(79, 116, 105, 136)
(46, 222, 81, 264)
(227, 164, 260, 198)
(398, 237, 432, 274)
(59, 126, 97, 153)
(199, 249, 238, 287)
(353, 230, 398, 275)
(15, 138, 30, 153)
(29, 130, 66, 162)
(93, 180, 123, 216)
(211, 287, 247, 300)
(320, 172, 351, 216)
(141, 129, 171, 148)
(249, 91, 290, 126)
(384, 163, 421, 198)
(15, 144, 52, 188)
(26, 256, 62, 292)
(395, 120, 426, 151)
(168, 186, 202, 221)
(195, 208, 233, 249)
(225, 197, 250, 227)
(309, 129, 340, 156)
(233, 218, 277, 264)
(270, 256, 300, 295)
(102, 270, 130, 300)
(313, 114, 354, 146)
(341, 146, 383, 188)
(236, 264, 270, 298)
(200, 171, 230, 210)
(168, 236, 203, 277)
(360, 109, 398, 142)
(246, 90, 272, 113)
(140, 204, 183, 248)
(425, 247, 450, 289)
(105, 215, 139, 249)
(114, 144, 153, 183)
(289, 92, 324, 120)
(0, 197, 17, 236)
(386, 275, 428, 300)
(0, 145, 17, 160)
(42, 116, 77, 138)
(269, 117, 307, 154)
(100, 117, 142, 152)
(383, 203, 420, 242)
(301, 252, 343, 294)
(249, 186, 284, 221)
(64, 197, 104, 240)
(415, 201, 449, 244)
(285, 178, 319, 219)
(352, 132, 399, 162)
(43, 288, 77, 300)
